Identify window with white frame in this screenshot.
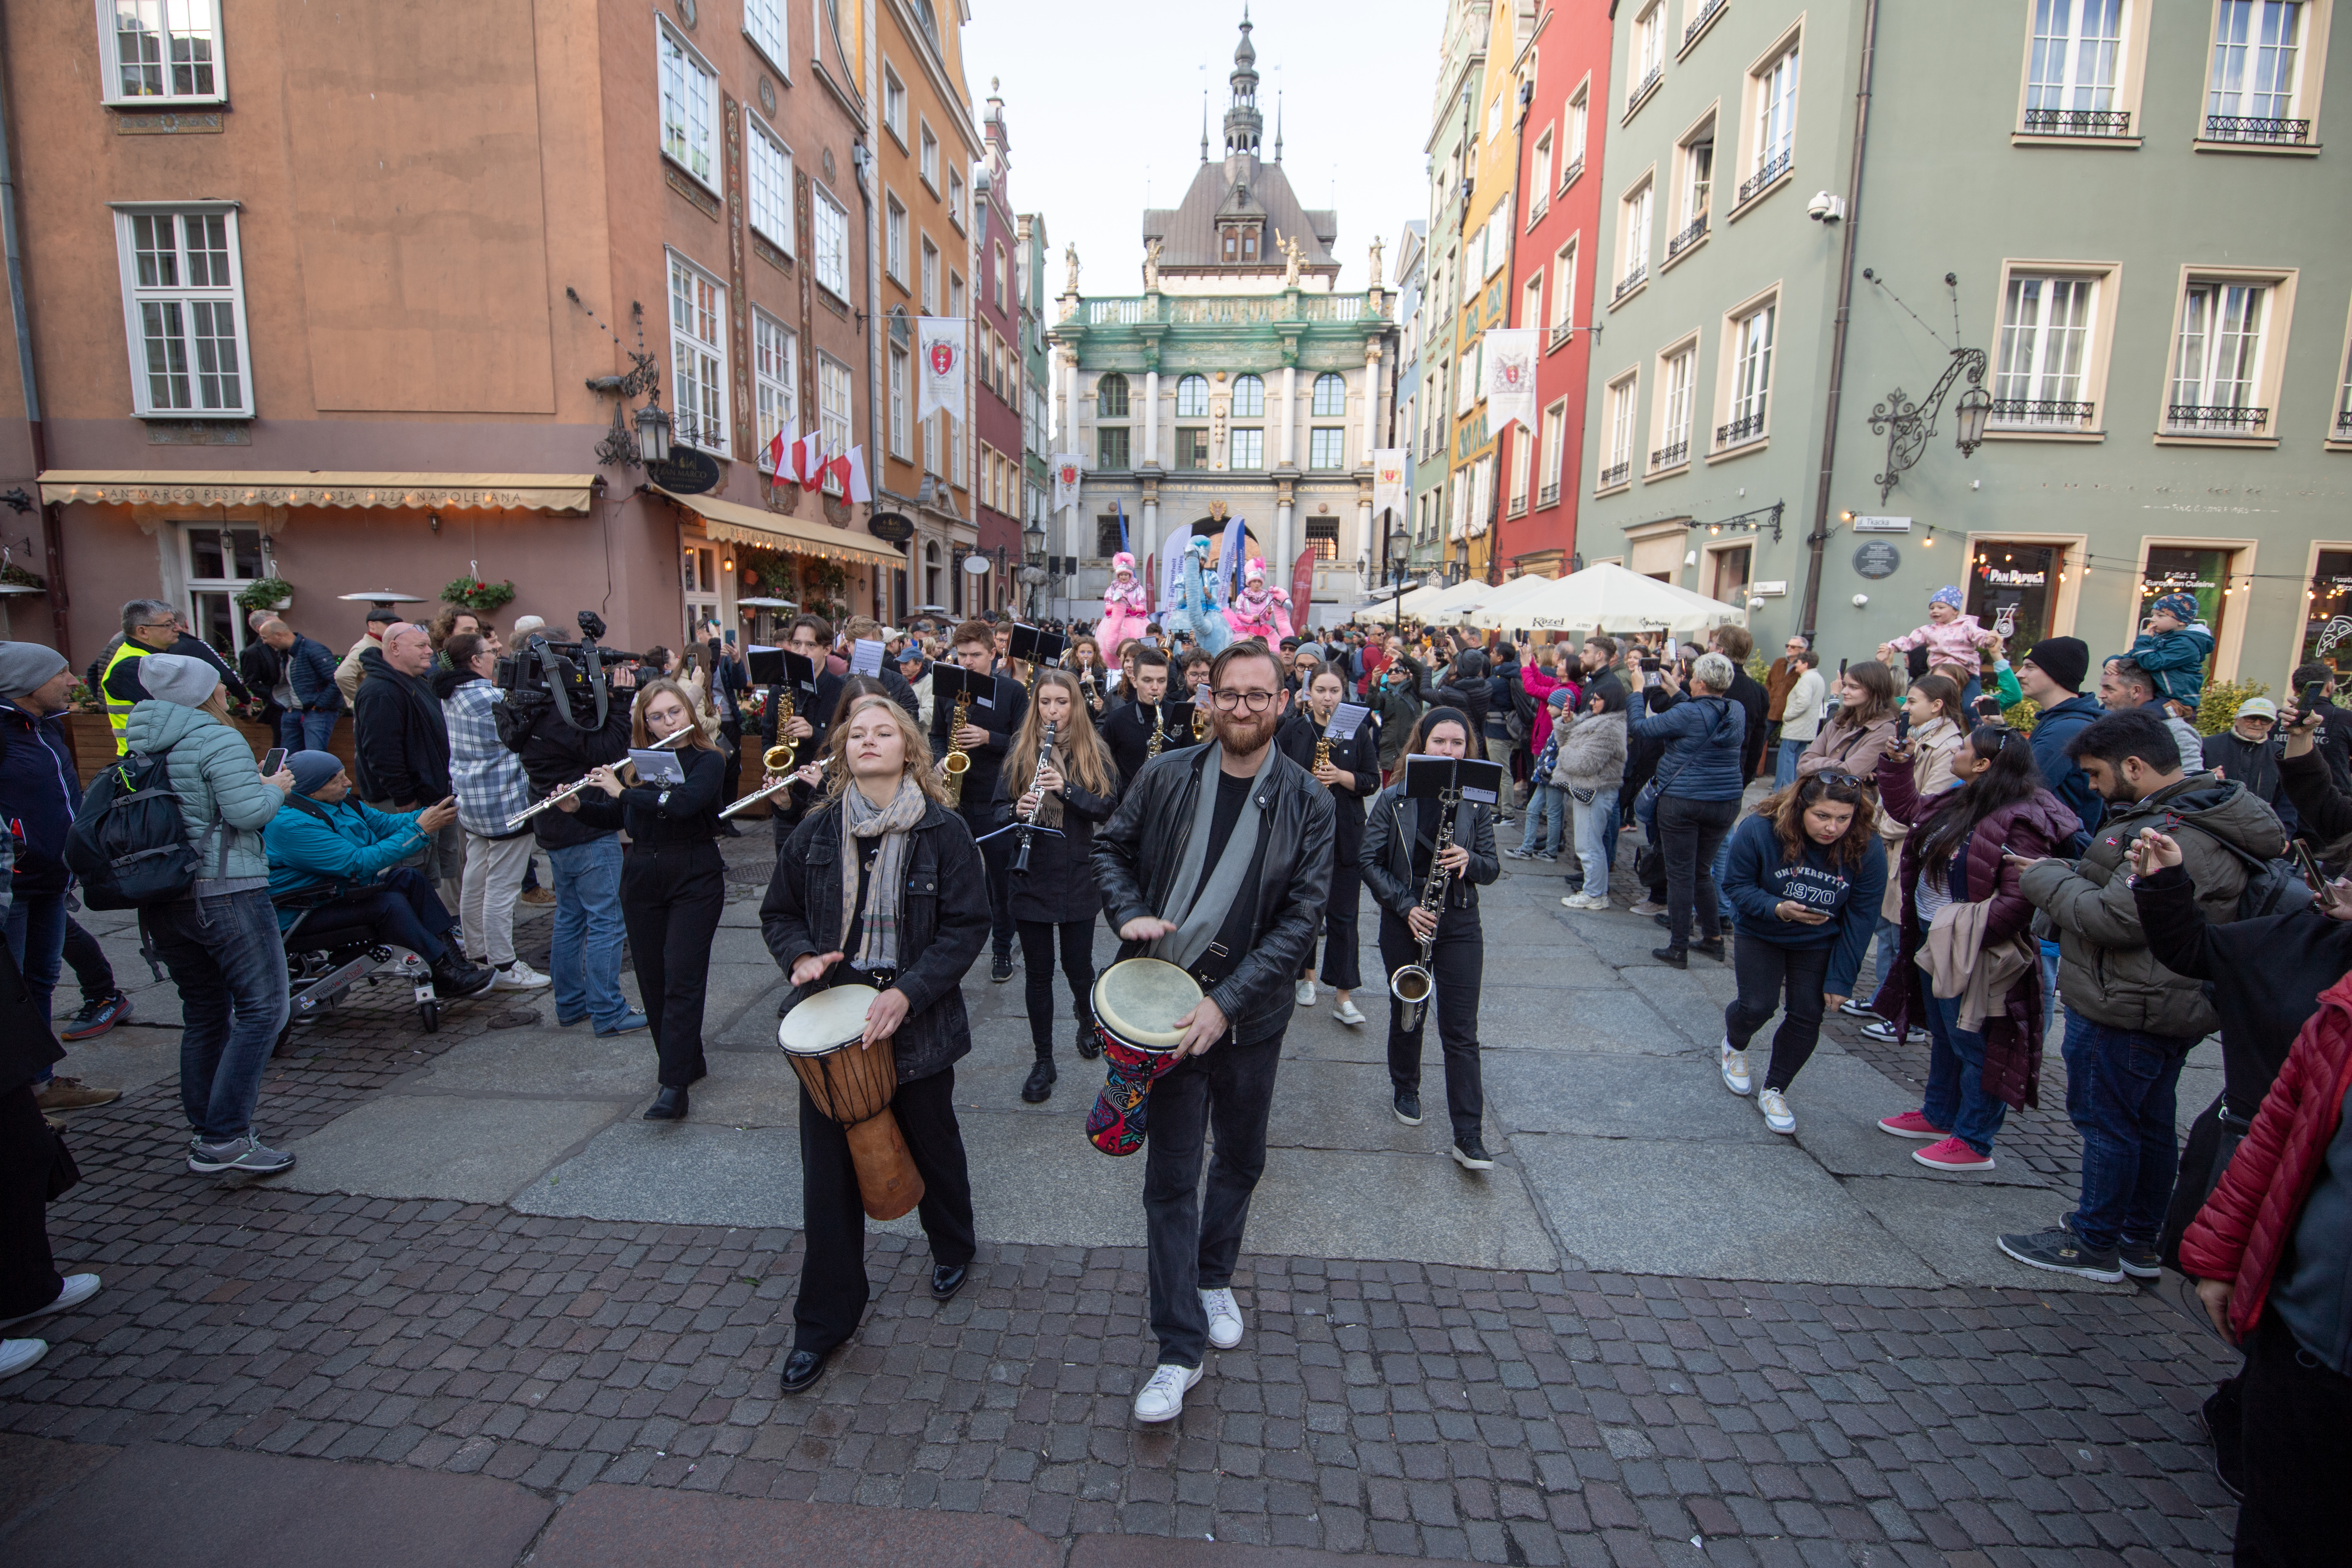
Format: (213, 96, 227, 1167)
(1617, 181, 1652, 298)
(813, 183, 849, 298)
(949, 407, 964, 486)
(1655, 346, 1694, 468)
(890, 343, 910, 457)
(104, 0, 224, 102)
(1566, 87, 1589, 181)
(1603, 373, 1636, 484)
(948, 170, 966, 231)
(668, 253, 727, 452)
(754, 309, 796, 447)
(1508, 422, 1533, 512)
(1551, 241, 1578, 342)
(2205, 1, 2312, 142)
(1743, 39, 1800, 201)
(2170, 279, 2272, 430)
(886, 197, 908, 283)
(1539, 401, 1567, 504)
(746, 114, 793, 253)
(1993, 275, 2098, 426)
(115, 207, 250, 417)
(1723, 301, 1775, 445)
(1230, 428, 1265, 469)
(183, 524, 263, 657)
(1632, 4, 1665, 108)
(920, 122, 939, 188)
(950, 272, 966, 319)
(819, 352, 852, 490)
(883, 68, 906, 141)
(2026, 0, 2128, 133)
(993, 243, 1006, 311)
(1675, 125, 1714, 248)
(659, 22, 718, 189)
(1531, 131, 1554, 218)
(1522, 274, 1544, 331)
(922, 239, 939, 314)
(744, 0, 788, 70)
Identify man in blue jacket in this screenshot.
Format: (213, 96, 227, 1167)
(261, 751, 492, 999)
(256, 619, 343, 752)
(2016, 638, 2102, 855)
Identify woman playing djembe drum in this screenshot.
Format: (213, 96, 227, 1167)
(760, 694, 990, 1396)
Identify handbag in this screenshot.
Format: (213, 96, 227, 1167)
(2158, 1091, 2251, 1272)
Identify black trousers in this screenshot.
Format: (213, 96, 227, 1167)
(618, 841, 724, 1088)
(793, 1064, 975, 1353)
(61, 918, 115, 1003)
(2236, 1311, 2352, 1565)
(1308, 862, 1363, 990)
(1015, 916, 1096, 1058)
(958, 801, 1015, 960)
(1144, 1032, 1283, 1369)
(1658, 794, 1738, 947)
(1724, 933, 1832, 1092)
(0, 1084, 61, 1319)
(1378, 910, 1484, 1143)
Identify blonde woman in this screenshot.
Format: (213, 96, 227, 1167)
(991, 669, 1123, 1102)
(760, 695, 988, 1396)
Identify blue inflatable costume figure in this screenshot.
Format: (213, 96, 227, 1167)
(1158, 534, 1233, 655)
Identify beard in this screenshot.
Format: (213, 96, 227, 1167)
(1211, 702, 1279, 755)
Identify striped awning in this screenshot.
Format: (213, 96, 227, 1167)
(38, 471, 600, 513)
(653, 487, 906, 568)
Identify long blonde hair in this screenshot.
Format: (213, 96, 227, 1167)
(820, 694, 949, 805)
(630, 678, 718, 751)
(1004, 670, 1115, 824)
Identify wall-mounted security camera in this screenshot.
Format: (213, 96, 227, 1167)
(1851, 593, 1870, 608)
(1807, 191, 1846, 223)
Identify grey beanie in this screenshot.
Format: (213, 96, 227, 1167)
(139, 652, 222, 708)
(0, 641, 68, 700)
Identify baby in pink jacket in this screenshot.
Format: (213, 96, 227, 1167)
(1878, 585, 1998, 668)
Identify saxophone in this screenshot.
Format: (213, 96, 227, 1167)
(1191, 702, 1209, 740)
(1145, 703, 1167, 760)
(1312, 735, 1333, 776)
(1386, 788, 1459, 1033)
(942, 689, 973, 803)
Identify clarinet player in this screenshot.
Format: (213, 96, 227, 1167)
(1277, 661, 1379, 1025)
(1361, 706, 1500, 1169)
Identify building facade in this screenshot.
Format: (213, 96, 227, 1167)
(7, 0, 903, 667)
(1016, 211, 1058, 618)
(1047, 14, 1399, 634)
(1411, 0, 1490, 577)
(1580, 0, 2351, 690)
(1449, 0, 1535, 584)
(971, 80, 1021, 614)
(1384, 219, 1429, 589)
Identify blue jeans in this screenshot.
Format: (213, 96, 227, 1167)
(2038, 940, 2059, 1038)
(1571, 785, 1619, 897)
(1710, 828, 1737, 923)
(1774, 738, 1806, 789)
(142, 888, 290, 1141)
(1869, 915, 1902, 1002)
(547, 834, 628, 1027)
(5, 890, 66, 1031)
(2061, 1008, 2192, 1253)
(1919, 989, 2009, 1155)
(1518, 783, 1566, 856)
(279, 708, 338, 752)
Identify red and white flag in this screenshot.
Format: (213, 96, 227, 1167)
(794, 429, 825, 485)
(764, 422, 798, 483)
(826, 446, 872, 504)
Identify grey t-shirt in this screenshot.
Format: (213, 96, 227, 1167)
(2272, 1076, 2352, 1374)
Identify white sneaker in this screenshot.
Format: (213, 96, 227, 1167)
(1132, 1361, 1203, 1423)
(1332, 998, 1367, 1026)
(1294, 978, 1318, 1007)
(1200, 1287, 1244, 1350)
(1756, 1088, 1796, 1134)
(0, 1339, 47, 1379)
(1719, 1040, 1753, 1095)
(1561, 892, 1610, 911)
(0, 1274, 100, 1331)
(493, 962, 551, 991)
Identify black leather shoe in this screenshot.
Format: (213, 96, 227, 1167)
(780, 1347, 830, 1394)
(643, 1085, 689, 1121)
(991, 954, 1014, 983)
(1075, 1024, 1102, 1060)
(1650, 945, 1688, 969)
(1021, 1059, 1056, 1103)
(1691, 938, 1727, 963)
(930, 1262, 969, 1301)
(1653, 911, 1672, 929)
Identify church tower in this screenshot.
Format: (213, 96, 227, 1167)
(1222, 11, 1261, 158)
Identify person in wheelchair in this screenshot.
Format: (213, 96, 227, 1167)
(262, 752, 496, 999)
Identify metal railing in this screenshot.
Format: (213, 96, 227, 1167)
(1560, 154, 1584, 190)
(1625, 66, 1661, 117)
(2337, 408, 2352, 438)
(1549, 322, 1576, 349)
(2203, 114, 2311, 145)
(1684, 0, 1725, 47)
(1667, 213, 1709, 258)
(1538, 480, 1561, 506)
(1715, 411, 1766, 449)
(2023, 107, 2132, 137)
(1613, 262, 1647, 302)
(1988, 398, 2096, 428)
(1507, 493, 1529, 518)
(1650, 438, 1689, 471)
(1735, 149, 1791, 207)
(1599, 460, 1630, 488)
(2166, 403, 2270, 433)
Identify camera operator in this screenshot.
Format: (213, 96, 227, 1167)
(496, 621, 644, 1036)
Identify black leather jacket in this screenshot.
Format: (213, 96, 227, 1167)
(1091, 743, 1335, 1046)
(760, 794, 989, 1084)
(1360, 786, 1502, 921)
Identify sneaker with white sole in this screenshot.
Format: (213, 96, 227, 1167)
(1200, 1287, 1243, 1350)
(1756, 1088, 1796, 1134)
(187, 1132, 296, 1176)
(1719, 1040, 1753, 1095)
(1332, 998, 1367, 1026)
(1837, 997, 1881, 1020)
(493, 962, 551, 991)
(1561, 892, 1611, 911)
(1912, 1135, 1995, 1172)
(1859, 1019, 1926, 1045)
(1294, 978, 1318, 1007)
(0, 1339, 47, 1380)
(1876, 1109, 1949, 1140)
(1132, 1361, 1203, 1423)
(0, 1274, 101, 1332)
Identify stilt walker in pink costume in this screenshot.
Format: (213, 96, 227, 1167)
(1225, 558, 1279, 642)
(1269, 587, 1297, 642)
(1098, 552, 1150, 653)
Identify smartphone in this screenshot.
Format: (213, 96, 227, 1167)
(1974, 695, 2004, 721)
(2290, 841, 2336, 905)
(2303, 680, 2328, 714)
(259, 746, 286, 776)
(1639, 655, 1661, 673)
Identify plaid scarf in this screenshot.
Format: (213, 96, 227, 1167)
(839, 775, 929, 972)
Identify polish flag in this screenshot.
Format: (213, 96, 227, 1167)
(826, 446, 873, 504)
(794, 429, 826, 485)
(764, 422, 797, 483)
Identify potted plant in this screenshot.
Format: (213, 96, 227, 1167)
(443, 576, 518, 615)
(235, 576, 294, 613)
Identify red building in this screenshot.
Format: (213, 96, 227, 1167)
(1497, 0, 1611, 579)
(971, 82, 1024, 614)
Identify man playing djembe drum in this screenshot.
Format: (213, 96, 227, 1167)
(760, 695, 990, 1396)
(1093, 640, 1335, 1424)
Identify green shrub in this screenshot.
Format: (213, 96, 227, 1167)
(2194, 678, 2270, 736)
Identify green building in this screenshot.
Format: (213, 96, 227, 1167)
(1412, 0, 1492, 577)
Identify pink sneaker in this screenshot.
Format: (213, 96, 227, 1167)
(1911, 1136, 1994, 1171)
(1876, 1110, 1949, 1141)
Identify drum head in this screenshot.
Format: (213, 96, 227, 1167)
(1091, 958, 1203, 1050)
(779, 984, 880, 1054)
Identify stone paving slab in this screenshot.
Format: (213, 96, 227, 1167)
(1484, 1054, 1776, 1144)
(1843, 1176, 2140, 1296)
(280, 1093, 624, 1203)
(1782, 1054, 2057, 1190)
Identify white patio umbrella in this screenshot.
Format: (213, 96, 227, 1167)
(1361, 581, 1451, 621)
(1410, 576, 1498, 619)
(1450, 572, 1560, 630)
(1501, 561, 1748, 635)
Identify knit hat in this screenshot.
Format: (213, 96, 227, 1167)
(2152, 591, 2200, 623)
(138, 652, 220, 708)
(289, 750, 344, 795)
(1548, 687, 1573, 707)
(0, 641, 68, 700)
(2020, 636, 2089, 694)
(1929, 585, 1965, 611)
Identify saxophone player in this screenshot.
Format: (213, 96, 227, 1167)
(1100, 647, 1196, 786)
(930, 620, 1026, 982)
(1359, 708, 1501, 1171)
(757, 616, 843, 848)
(1275, 662, 1380, 1026)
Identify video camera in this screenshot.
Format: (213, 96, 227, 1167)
(495, 610, 645, 730)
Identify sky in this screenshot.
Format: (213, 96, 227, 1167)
(966, 0, 1443, 300)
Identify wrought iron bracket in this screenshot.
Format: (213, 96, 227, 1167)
(1868, 347, 1988, 503)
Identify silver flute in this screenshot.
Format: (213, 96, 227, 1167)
(505, 727, 694, 829)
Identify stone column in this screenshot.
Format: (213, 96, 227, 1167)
(1275, 500, 1293, 582)
(1279, 365, 1297, 467)
(1143, 370, 1160, 466)
(1141, 498, 1160, 580)
(1360, 345, 1382, 468)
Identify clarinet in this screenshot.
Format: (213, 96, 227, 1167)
(1011, 721, 1058, 874)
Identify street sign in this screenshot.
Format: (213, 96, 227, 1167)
(645, 449, 722, 495)
(1853, 542, 1902, 580)
(1851, 515, 1912, 533)
(867, 511, 915, 544)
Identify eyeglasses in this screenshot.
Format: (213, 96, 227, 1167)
(1813, 771, 1868, 790)
(1210, 689, 1279, 712)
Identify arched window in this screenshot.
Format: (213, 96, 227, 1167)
(1175, 374, 1210, 418)
(1231, 374, 1265, 417)
(1312, 373, 1348, 418)
(1097, 372, 1129, 418)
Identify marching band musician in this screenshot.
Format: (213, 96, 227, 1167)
(1065, 636, 1111, 720)
(1100, 647, 1197, 786)
(757, 615, 843, 846)
(930, 620, 1027, 983)
(760, 695, 988, 1396)
(1092, 641, 1334, 1426)
(992, 670, 1122, 1105)
(1276, 661, 1381, 1026)
(558, 679, 728, 1122)
(1361, 707, 1501, 1172)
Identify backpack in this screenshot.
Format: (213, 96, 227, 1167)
(64, 750, 215, 910)
(2207, 834, 2314, 921)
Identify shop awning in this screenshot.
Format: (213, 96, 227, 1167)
(653, 487, 907, 568)
(37, 470, 599, 513)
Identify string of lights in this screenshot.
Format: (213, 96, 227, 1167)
(1833, 510, 2350, 600)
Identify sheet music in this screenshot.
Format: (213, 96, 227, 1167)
(1324, 702, 1369, 741)
(850, 639, 885, 676)
(627, 748, 687, 784)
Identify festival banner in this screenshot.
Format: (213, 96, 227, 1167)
(1481, 327, 1540, 434)
(1371, 448, 1409, 516)
(916, 317, 967, 424)
(1050, 452, 1083, 514)
(1290, 545, 1316, 626)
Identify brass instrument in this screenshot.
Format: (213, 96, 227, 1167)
(941, 688, 973, 803)
(1312, 735, 1334, 776)
(773, 678, 795, 738)
(1191, 702, 1209, 741)
(1145, 703, 1167, 760)
(1386, 787, 1461, 1032)
(718, 743, 809, 820)
(506, 726, 696, 829)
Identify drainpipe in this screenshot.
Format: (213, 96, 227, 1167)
(1796, 0, 1880, 643)
(0, 18, 65, 651)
